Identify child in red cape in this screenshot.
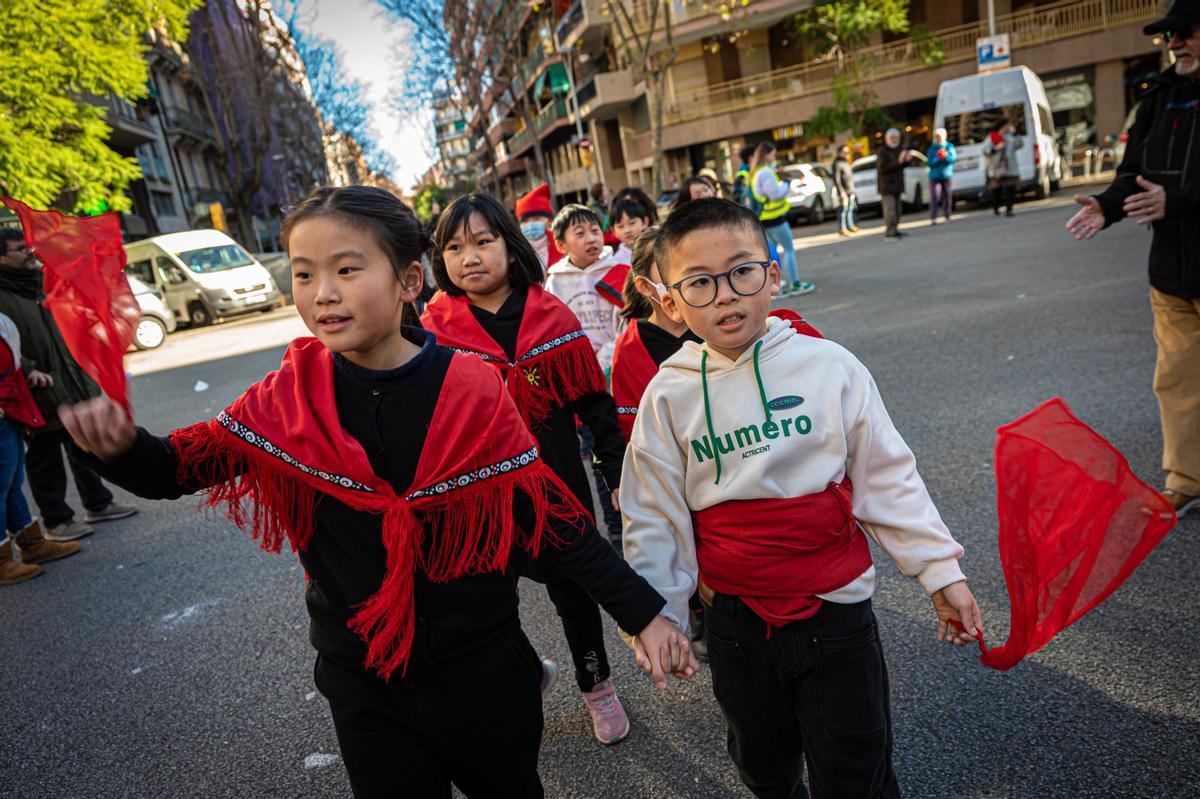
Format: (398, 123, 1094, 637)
(60, 186, 691, 798)
(421, 192, 637, 746)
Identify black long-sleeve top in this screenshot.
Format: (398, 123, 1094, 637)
(468, 287, 624, 509)
(75, 329, 663, 676)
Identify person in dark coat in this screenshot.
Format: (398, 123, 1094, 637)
(0, 229, 135, 541)
(877, 128, 912, 239)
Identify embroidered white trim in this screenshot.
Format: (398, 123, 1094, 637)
(406, 445, 540, 501)
(217, 411, 375, 493)
(445, 329, 587, 368)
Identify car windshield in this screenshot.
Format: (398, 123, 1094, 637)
(175, 244, 255, 274)
(942, 103, 1027, 146)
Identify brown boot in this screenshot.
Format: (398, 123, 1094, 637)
(0, 540, 42, 584)
(14, 520, 81, 565)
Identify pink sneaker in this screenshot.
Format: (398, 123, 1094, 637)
(582, 679, 630, 744)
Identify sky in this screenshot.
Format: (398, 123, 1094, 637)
(288, 0, 435, 189)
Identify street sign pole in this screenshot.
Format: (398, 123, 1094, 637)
(987, 0, 996, 36)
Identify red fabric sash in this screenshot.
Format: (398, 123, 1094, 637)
(610, 320, 658, 443)
(420, 284, 607, 427)
(692, 479, 872, 626)
(0, 342, 43, 428)
(1, 197, 138, 412)
(167, 338, 587, 679)
(596, 263, 631, 307)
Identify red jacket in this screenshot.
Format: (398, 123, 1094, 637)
(0, 341, 44, 428)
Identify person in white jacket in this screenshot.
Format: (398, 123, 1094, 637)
(622, 197, 982, 799)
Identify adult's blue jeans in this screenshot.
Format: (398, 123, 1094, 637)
(0, 419, 34, 536)
(763, 220, 799, 285)
(838, 195, 858, 232)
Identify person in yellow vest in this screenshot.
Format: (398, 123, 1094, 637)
(749, 141, 815, 297)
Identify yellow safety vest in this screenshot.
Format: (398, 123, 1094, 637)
(750, 165, 791, 222)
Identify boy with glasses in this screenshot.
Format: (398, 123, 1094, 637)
(624, 198, 982, 798)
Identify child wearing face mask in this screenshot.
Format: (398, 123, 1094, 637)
(515, 184, 562, 272)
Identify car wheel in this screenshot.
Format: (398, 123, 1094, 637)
(188, 301, 214, 327)
(809, 198, 825, 225)
(133, 316, 167, 350)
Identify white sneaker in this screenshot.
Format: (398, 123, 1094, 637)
(45, 520, 94, 541)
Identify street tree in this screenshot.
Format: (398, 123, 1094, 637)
(793, 0, 943, 141)
(0, 0, 201, 213)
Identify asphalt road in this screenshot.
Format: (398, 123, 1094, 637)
(3, 192, 1197, 798)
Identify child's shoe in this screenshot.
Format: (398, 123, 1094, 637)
(539, 656, 559, 699)
(582, 679, 630, 745)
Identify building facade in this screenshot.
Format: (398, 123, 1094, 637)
(453, 0, 1165, 210)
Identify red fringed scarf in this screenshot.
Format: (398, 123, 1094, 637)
(596, 263, 631, 307)
(1, 197, 138, 412)
(420, 285, 607, 427)
(168, 338, 587, 679)
(958, 398, 1176, 670)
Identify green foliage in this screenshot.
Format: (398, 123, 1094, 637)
(413, 185, 448, 223)
(0, 0, 201, 213)
(793, 0, 911, 64)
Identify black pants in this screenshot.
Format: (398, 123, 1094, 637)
(26, 428, 113, 527)
(992, 181, 1016, 214)
(314, 628, 545, 799)
(576, 424, 621, 542)
(545, 577, 609, 692)
(702, 595, 900, 799)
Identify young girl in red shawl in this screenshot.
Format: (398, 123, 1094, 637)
(421, 192, 637, 746)
(59, 186, 689, 797)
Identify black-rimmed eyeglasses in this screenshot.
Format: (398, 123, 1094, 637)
(668, 261, 771, 308)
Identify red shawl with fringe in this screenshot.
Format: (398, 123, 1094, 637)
(168, 337, 586, 679)
(420, 284, 607, 428)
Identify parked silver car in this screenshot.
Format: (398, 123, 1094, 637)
(778, 163, 837, 225)
(850, 151, 929, 213)
(127, 274, 177, 350)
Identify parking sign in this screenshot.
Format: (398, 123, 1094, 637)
(977, 33, 1011, 72)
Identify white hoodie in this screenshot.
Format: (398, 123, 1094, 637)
(621, 317, 965, 630)
(544, 246, 624, 373)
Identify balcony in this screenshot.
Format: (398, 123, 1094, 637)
(532, 98, 572, 140)
(101, 94, 157, 150)
(163, 103, 216, 145)
(576, 70, 636, 121)
(663, 0, 1162, 126)
(554, 165, 591, 195)
(487, 116, 517, 146)
(627, 0, 797, 46)
(556, 0, 606, 53)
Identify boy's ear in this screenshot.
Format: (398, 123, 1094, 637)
(767, 260, 782, 297)
(660, 286, 687, 325)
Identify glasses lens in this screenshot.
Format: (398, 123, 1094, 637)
(680, 274, 716, 307)
(730, 263, 767, 296)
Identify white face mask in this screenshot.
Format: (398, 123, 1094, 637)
(520, 221, 547, 242)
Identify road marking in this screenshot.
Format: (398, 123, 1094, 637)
(304, 753, 339, 769)
(159, 599, 221, 630)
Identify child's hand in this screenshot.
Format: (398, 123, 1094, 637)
(27, 369, 53, 388)
(59, 396, 136, 462)
(931, 580, 983, 646)
(610, 488, 620, 512)
(633, 615, 699, 689)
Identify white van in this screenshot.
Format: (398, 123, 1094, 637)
(123, 230, 281, 327)
(934, 66, 1063, 202)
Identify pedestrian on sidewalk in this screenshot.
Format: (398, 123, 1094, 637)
(60, 185, 688, 798)
(733, 145, 755, 207)
(984, 117, 1023, 217)
(926, 127, 957, 224)
(749, 141, 814, 296)
(0, 311, 79, 585)
(0, 230, 135, 542)
(877, 128, 912, 239)
(1066, 5, 1200, 519)
(831, 144, 859, 236)
(423, 193, 637, 745)
(621, 198, 982, 799)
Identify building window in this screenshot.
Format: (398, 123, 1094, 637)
(151, 191, 177, 217)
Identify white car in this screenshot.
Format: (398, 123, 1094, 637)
(777, 163, 837, 225)
(127, 274, 177, 350)
(850, 151, 929, 213)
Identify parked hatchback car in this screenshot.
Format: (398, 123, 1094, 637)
(127, 274, 177, 350)
(850, 151, 929, 213)
(777, 163, 837, 225)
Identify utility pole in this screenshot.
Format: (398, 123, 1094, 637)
(987, 0, 996, 36)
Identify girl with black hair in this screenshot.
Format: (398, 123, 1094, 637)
(59, 186, 687, 797)
(421, 192, 639, 746)
(670, 175, 717, 214)
(610, 186, 658, 222)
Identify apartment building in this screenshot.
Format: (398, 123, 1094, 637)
(433, 89, 476, 189)
(459, 0, 1164, 208)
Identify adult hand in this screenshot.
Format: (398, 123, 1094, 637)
(59, 396, 136, 461)
(931, 580, 983, 646)
(633, 615, 699, 689)
(1065, 195, 1105, 240)
(26, 369, 53, 388)
(1123, 176, 1166, 224)
(610, 488, 620, 512)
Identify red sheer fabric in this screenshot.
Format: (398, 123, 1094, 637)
(972, 398, 1176, 670)
(2, 198, 137, 412)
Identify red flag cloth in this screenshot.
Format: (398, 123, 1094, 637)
(1, 198, 137, 412)
(968, 398, 1176, 670)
